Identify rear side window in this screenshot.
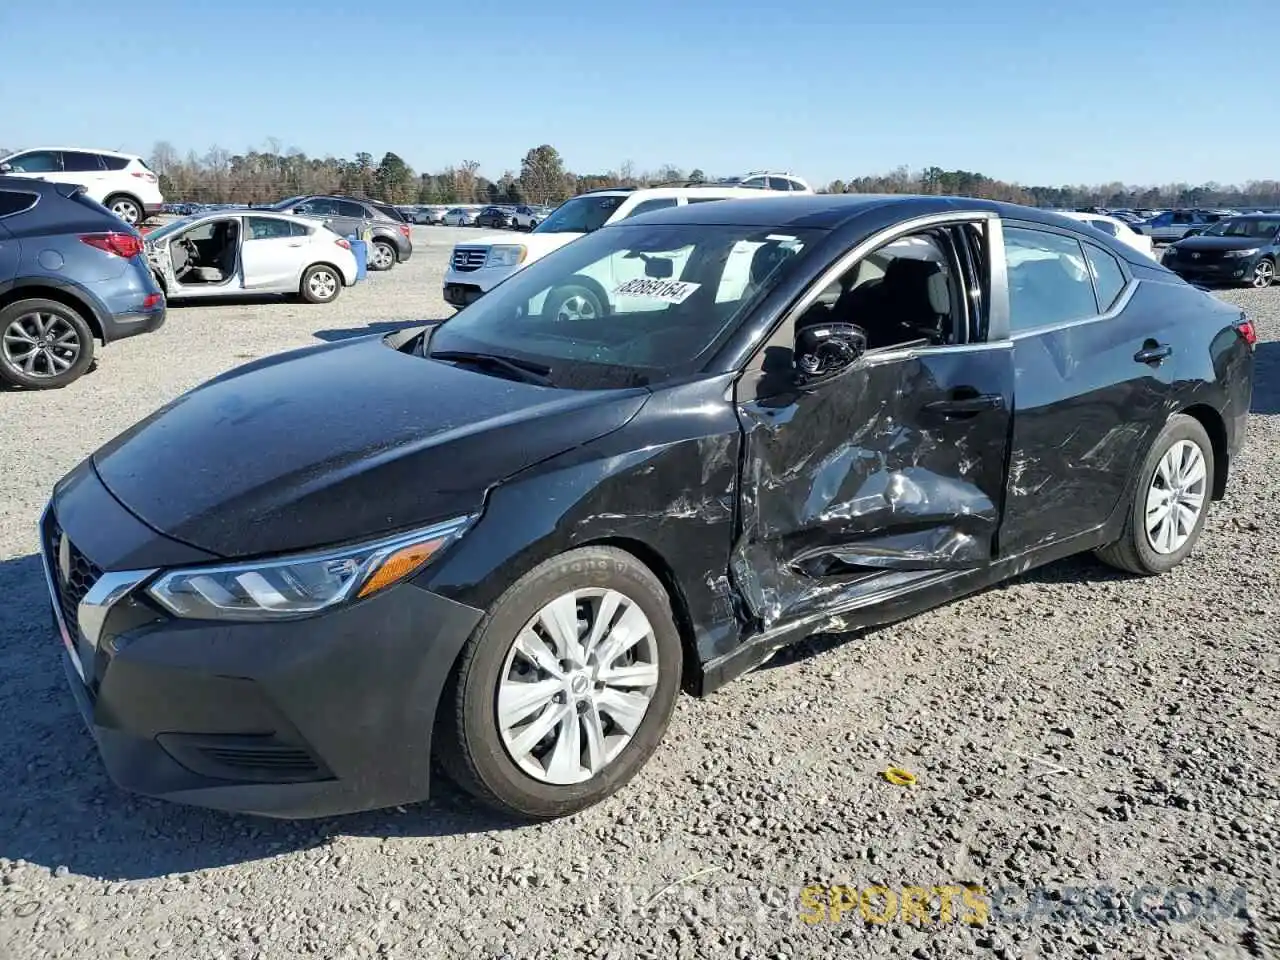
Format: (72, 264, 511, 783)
(100, 155, 130, 170)
(336, 200, 368, 219)
(62, 151, 105, 172)
(1087, 218, 1118, 236)
(0, 190, 38, 217)
(246, 216, 295, 240)
(1004, 226, 1099, 331)
(623, 197, 677, 219)
(371, 202, 405, 221)
(768, 177, 793, 191)
(290, 220, 311, 238)
(1082, 242, 1126, 312)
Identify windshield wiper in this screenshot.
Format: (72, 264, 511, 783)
(430, 349, 554, 387)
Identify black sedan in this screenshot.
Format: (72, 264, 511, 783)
(1162, 214, 1280, 288)
(473, 205, 515, 229)
(41, 196, 1256, 820)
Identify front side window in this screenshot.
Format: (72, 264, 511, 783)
(296, 198, 340, 217)
(5, 151, 61, 173)
(1004, 226, 1098, 331)
(429, 222, 820, 388)
(1203, 218, 1280, 239)
(532, 195, 626, 234)
(246, 216, 295, 240)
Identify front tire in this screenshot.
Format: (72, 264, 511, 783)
(0, 299, 96, 390)
(1251, 257, 1275, 289)
(300, 264, 341, 303)
(105, 195, 142, 226)
(369, 240, 396, 271)
(545, 283, 605, 322)
(1095, 414, 1214, 575)
(436, 546, 683, 819)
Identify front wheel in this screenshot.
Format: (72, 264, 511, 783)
(1094, 414, 1214, 575)
(1251, 258, 1274, 289)
(0, 299, 96, 389)
(436, 546, 683, 819)
(300, 264, 341, 303)
(545, 283, 604, 322)
(369, 240, 396, 271)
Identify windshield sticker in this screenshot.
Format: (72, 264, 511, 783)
(612, 278, 702, 303)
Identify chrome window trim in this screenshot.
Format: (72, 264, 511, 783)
(778, 210, 1004, 347)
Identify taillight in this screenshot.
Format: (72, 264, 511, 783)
(399, 224, 411, 238)
(142, 292, 163, 310)
(1236, 319, 1257, 347)
(131, 171, 158, 183)
(80, 232, 143, 259)
(335, 237, 351, 249)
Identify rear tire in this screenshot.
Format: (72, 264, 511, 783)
(545, 283, 604, 322)
(105, 194, 142, 226)
(369, 240, 396, 271)
(299, 264, 341, 304)
(1094, 414, 1214, 575)
(436, 546, 683, 820)
(0, 299, 96, 390)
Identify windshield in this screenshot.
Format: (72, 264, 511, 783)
(531, 195, 627, 234)
(1202, 218, 1280, 239)
(145, 215, 204, 241)
(429, 222, 822, 389)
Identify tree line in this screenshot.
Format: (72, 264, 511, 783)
(4, 139, 1278, 210)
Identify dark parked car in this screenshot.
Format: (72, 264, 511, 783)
(41, 195, 1255, 819)
(267, 195, 412, 271)
(0, 177, 165, 389)
(1162, 214, 1280, 288)
(474, 205, 515, 229)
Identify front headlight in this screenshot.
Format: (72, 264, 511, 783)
(147, 515, 475, 621)
(486, 245, 527, 267)
(1222, 248, 1259, 258)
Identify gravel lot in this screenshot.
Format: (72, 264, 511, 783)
(1, 227, 1277, 959)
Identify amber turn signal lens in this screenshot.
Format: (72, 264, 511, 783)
(356, 538, 446, 599)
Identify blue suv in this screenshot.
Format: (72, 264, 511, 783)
(0, 177, 165, 389)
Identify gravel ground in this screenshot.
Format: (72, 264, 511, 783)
(0, 229, 1277, 959)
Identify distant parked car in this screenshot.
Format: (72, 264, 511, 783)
(1162, 214, 1280, 288)
(1133, 209, 1226, 243)
(474, 206, 515, 229)
(266, 195, 412, 271)
(0, 147, 165, 227)
(442, 208, 475, 226)
(0, 177, 165, 389)
(1061, 212, 1156, 259)
(511, 204, 553, 230)
(142, 210, 359, 303)
(718, 171, 814, 192)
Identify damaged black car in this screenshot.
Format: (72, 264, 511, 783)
(41, 195, 1256, 820)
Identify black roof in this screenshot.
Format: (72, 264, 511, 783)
(610, 194, 1057, 230)
(0, 175, 62, 193)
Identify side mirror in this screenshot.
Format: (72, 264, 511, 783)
(0, 162, 11, 173)
(795, 322, 866, 379)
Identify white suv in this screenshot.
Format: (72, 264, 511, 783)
(443, 185, 770, 309)
(722, 171, 814, 193)
(0, 147, 164, 226)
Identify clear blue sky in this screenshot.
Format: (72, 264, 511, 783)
(1, 0, 1273, 187)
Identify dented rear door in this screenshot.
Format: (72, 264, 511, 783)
(732, 341, 1013, 625)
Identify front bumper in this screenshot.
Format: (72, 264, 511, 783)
(1166, 255, 1258, 284)
(42, 472, 484, 818)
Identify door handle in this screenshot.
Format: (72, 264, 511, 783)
(1134, 342, 1172, 364)
(287, 241, 304, 247)
(922, 393, 1005, 418)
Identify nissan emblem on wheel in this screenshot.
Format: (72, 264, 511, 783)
(38, 195, 1255, 819)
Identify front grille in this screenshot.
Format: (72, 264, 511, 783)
(451, 247, 487, 272)
(44, 518, 102, 641)
(1180, 250, 1225, 264)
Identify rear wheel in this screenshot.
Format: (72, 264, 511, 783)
(300, 264, 341, 303)
(369, 240, 396, 271)
(436, 546, 683, 819)
(0, 299, 96, 390)
(1251, 258, 1274, 289)
(105, 195, 142, 226)
(1095, 414, 1213, 575)
(545, 283, 604, 322)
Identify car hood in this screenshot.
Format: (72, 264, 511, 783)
(1174, 235, 1271, 252)
(92, 334, 649, 558)
(457, 232, 582, 257)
